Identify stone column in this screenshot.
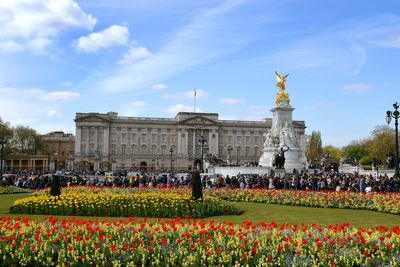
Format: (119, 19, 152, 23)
(177, 129, 182, 155)
(183, 129, 188, 155)
(208, 131, 213, 154)
(95, 127, 98, 152)
(104, 126, 109, 154)
(75, 126, 82, 154)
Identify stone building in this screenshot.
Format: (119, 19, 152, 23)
(6, 131, 74, 171)
(74, 112, 306, 172)
(41, 131, 75, 171)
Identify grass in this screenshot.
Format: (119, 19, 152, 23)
(1, 193, 400, 228)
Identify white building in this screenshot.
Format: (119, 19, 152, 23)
(74, 111, 306, 171)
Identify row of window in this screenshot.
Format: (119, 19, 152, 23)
(81, 144, 260, 157)
(82, 129, 263, 146)
(226, 135, 261, 145)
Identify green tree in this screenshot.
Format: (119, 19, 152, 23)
(10, 126, 43, 154)
(306, 131, 323, 164)
(363, 125, 394, 164)
(342, 141, 368, 161)
(322, 145, 342, 162)
(0, 117, 13, 154)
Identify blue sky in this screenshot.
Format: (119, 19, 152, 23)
(0, 0, 399, 147)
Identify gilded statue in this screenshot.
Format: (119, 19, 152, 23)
(275, 71, 290, 106)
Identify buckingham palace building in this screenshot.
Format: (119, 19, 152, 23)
(74, 111, 306, 171)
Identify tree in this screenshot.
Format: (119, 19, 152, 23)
(363, 125, 394, 164)
(10, 126, 43, 154)
(0, 117, 13, 154)
(342, 141, 368, 161)
(322, 145, 342, 162)
(0, 117, 13, 139)
(306, 131, 323, 164)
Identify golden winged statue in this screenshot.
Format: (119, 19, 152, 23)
(275, 71, 290, 106)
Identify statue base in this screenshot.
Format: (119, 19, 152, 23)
(273, 168, 286, 178)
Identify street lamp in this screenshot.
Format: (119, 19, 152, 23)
(169, 147, 173, 171)
(386, 102, 400, 177)
(198, 135, 207, 172)
(0, 139, 6, 179)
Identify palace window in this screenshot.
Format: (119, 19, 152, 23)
(142, 145, 147, 155)
(131, 145, 137, 155)
(236, 136, 241, 144)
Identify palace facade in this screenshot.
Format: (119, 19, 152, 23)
(74, 112, 306, 171)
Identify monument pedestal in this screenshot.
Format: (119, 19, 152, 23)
(274, 168, 286, 178)
(259, 99, 308, 171)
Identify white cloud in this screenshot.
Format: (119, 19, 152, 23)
(96, 0, 254, 93)
(166, 104, 199, 114)
(47, 110, 63, 117)
(59, 81, 73, 87)
(219, 97, 243, 104)
(0, 86, 74, 133)
(0, 87, 80, 101)
(75, 25, 129, 53)
(268, 15, 400, 75)
(119, 46, 152, 64)
(27, 38, 53, 54)
(40, 91, 80, 101)
(129, 100, 146, 108)
(152, 83, 168, 91)
(163, 89, 209, 100)
(342, 83, 373, 93)
(0, 41, 24, 53)
(268, 38, 367, 75)
(119, 100, 147, 116)
(0, 0, 96, 52)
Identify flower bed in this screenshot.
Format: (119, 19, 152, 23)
(0, 186, 31, 194)
(209, 189, 400, 215)
(0, 216, 399, 266)
(9, 191, 242, 218)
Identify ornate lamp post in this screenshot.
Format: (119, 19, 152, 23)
(198, 136, 207, 172)
(0, 138, 6, 179)
(386, 102, 400, 177)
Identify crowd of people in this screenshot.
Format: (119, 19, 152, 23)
(1, 168, 399, 193)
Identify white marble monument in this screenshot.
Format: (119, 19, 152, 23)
(258, 72, 308, 172)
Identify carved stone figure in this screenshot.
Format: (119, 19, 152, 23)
(279, 122, 298, 147)
(263, 130, 273, 148)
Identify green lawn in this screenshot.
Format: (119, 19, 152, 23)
(1, 193, 400, 228)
